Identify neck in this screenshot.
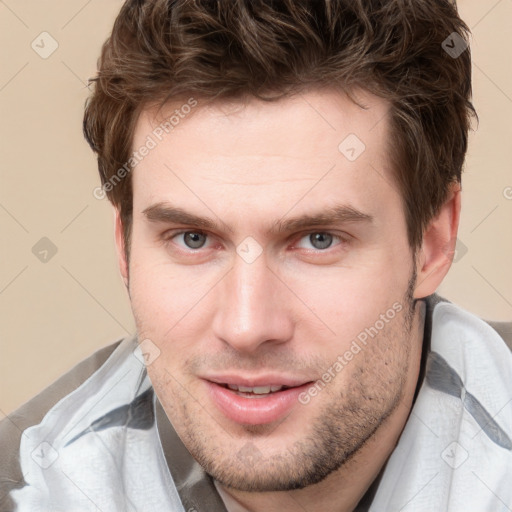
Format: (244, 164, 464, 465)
(216, 300, 426, 512)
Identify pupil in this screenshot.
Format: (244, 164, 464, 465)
(184, 232, 206, 249)
(310, 232, 332, 250)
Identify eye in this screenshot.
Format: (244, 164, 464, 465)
(168, 231, 210, 250)
(295, 232, 345, 251)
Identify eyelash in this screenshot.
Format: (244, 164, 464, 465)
(161, 230, 351, 255)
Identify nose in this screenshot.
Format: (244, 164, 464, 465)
(212, 252, 295, 353)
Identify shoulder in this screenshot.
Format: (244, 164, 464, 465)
(0, 337, 128, 509)
(424, 293, 512, 351)
(486, 320, 512, 352)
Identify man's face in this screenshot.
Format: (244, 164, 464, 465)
(126, 89, 420, 491)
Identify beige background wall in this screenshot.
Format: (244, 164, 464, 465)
(1, 1, 511, 416)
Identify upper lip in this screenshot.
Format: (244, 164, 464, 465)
(202, 374, 313, 388)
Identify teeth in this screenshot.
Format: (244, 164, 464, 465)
(239, 385, 261, 393)
(253, 386, 272, 394)
(226, 384, 285, 394)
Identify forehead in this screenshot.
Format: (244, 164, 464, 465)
(130, 89, 400, 232)
(134, 89, 389, 163)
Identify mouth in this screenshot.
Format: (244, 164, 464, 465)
(220, 383, 294, 398)
(203, 377, 314, 425)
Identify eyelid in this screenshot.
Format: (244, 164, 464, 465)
(162, 229, 214, 251)
(161, 228, 352, 253)
(291, 230, 351, 251)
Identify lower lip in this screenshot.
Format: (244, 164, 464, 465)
(205, 381, 312, 425)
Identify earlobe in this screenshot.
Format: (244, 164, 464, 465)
(113, 208, 129, 287)
(414, 183, 462, 299)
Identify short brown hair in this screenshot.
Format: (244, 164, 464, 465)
(83, 0, 476, 259)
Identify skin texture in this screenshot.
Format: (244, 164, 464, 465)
(115, 89, 460, 512)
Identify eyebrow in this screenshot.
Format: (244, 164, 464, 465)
(142, 202, 373, 235)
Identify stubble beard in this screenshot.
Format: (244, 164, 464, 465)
(160, 269, 420, 493)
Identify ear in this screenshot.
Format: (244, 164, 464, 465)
(114, 208, 129, 288)
(414, 182, 461, 299)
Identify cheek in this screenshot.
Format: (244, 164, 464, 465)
(129, 250, 208, 326)
(129, 268, 175, 333)
(281, 259, 409, 343)
(128, 259, 221, 377)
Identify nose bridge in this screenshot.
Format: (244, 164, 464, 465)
(212, 253, 293, 352)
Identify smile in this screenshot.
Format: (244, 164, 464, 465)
(224, 384, 290, 396)
(204, 378, 313, 425)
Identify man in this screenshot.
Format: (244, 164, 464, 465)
(1, 0, 511, 511)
